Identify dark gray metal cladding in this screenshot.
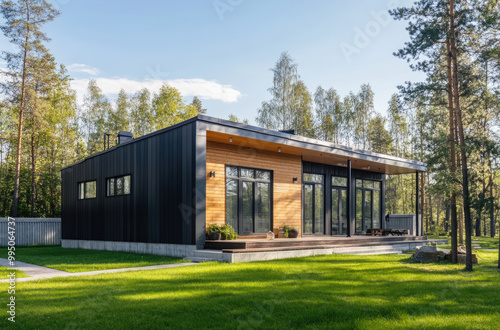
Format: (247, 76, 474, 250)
(61, 121, 197, 245)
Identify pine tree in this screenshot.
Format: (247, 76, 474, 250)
(1, 0, 60, 216)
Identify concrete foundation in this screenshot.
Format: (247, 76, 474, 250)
(62, 239, 197, 258)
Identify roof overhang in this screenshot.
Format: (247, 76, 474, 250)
(199, 115, 426, 175)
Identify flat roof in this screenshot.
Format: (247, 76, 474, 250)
(198, 115, 426, 174)
(62, 114, 426, 174)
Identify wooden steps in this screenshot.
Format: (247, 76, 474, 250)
(205, 236, 428, 251)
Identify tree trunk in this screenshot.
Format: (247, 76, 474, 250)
(30, 132, 36, 217)
(446, 35, 458, 263)
(421, 172, 425, 235)
(428, 172, 433, 231)
(445, 201, 450, 233)
(12, 9, 31, 217)
(449, 0, 473, 271)
(475, 215, 481, 237)
(489, 157, 495, 237)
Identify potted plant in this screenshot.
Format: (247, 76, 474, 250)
(207, 223, 221, 240)
(282, 225, 293, 238)
(288, 228, 299, 238)
(281, 225, 298, 238)
(220, 224, 238, 240)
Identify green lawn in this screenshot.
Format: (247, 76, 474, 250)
(0, 266, 28, 278)
(0, 246, 185, 273)
(473, 237, 500, 249)
(1, 250, 500, 329)
(428, 235, 500, 250)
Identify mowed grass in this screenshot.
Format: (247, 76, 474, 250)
(0, 246, 185, 272)
(473, 237, 500, 249)
(428, 235, 500, 250)
(0, 266, 28, 278)
(1, 251, 500, 329)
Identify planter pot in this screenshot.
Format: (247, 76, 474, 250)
(221, 233, 227, 240)
(288, 229, 299, 238)
(208, 232, 221, 240)
(278, 229, 286, 238)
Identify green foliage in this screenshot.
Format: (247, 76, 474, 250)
(228, 114, 249, 124)
(152, 84, 198, 131)
(191, 96, 206, 114)
(367, 114, 393, 154)
(207, 223, 221, 234)
(207, 224, 238, 240)
(256, 51, 314, 137)
(219, 224, 238, 240)
(282, 225, 294, 238)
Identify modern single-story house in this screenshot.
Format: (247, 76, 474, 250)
(61, 115, 426, 259)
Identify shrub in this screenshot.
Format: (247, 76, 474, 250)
(220, 224, 238, 240)
(207, 223, 221, 234)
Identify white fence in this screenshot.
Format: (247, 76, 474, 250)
(384, 214, 423, 236)
(0, 218, 61, 246)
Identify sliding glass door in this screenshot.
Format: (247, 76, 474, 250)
(303, 173, 324, 234)
(226, 166, 272, 235)
(331, 176, 347, 235)
(355, 179, 381, 234)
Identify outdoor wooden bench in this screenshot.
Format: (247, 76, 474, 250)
(366, 229, 410, 236)
(366, 229, 384, 236)
(387, 229, 410, 236)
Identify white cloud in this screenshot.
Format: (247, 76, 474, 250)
(71, 77, 242, 104)
(67, 63, 100, 75)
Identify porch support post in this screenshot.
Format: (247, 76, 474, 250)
(347, 159, 354, 237)
(415, 171, 420, 236)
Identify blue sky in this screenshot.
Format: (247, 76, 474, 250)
(1, 0, 425, 124)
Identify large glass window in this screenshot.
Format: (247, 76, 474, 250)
(355, 179, 382, 233)
(303, 173, 324, 234)
(225, 166, 272, 235)
(107, 175, 131, 197)
(78, 181, 97, 200)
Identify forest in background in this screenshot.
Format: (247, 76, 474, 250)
(1, 0, 499, 249)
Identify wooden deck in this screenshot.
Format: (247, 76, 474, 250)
(205, 235, 429, 253)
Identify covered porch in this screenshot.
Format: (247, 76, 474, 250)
(203, 120, 426, 239)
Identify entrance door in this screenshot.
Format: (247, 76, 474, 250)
(355, 179, 381, 233)
(303, 173, 324, 234)
(332, 188, 347, 235)
(226, 166, 272, 235)
(331, 176, 348, 235)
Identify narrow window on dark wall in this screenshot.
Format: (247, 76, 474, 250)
(78, 181, 97, 200)
(107, 175, 131, 197)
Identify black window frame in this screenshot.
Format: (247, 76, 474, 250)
(331, 175, 348, 236)
(302, 172, 325, 235)
(225, 165, 273, 235)
(355, 179, 382, 233)
(77, 180, 97, 200)
(106, 174, 132, 197)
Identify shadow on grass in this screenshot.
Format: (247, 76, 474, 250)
(8, 253, 500, 329)
(0, 245, 184, 272)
